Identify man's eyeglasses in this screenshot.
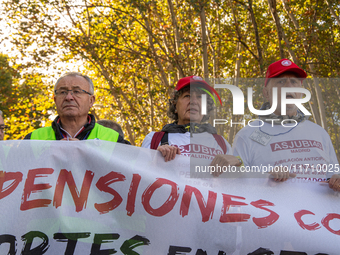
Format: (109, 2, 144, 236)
(54, 89, 92, 98)
(0, 125, 8, 131)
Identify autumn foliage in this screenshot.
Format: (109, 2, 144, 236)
(0, 0, 339, 155)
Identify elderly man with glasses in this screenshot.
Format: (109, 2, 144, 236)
(24, 72, 127, 143)
(0, 110, 8, 141)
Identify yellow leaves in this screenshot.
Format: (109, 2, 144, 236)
(2, 0, 339, 145)
(2, 70, 54, 140)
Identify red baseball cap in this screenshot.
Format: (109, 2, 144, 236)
(175, 75, 222, 105)
(265, 59, 307, 86)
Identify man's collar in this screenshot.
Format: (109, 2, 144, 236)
(258, 102, 308, 124)
(56, 115, 92, 138)
(56, 115, 92, 127)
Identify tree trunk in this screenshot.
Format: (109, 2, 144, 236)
(282, 0, 328, 130)
(167, 0, 184, 79)
(216, 7, 221, 78)
(229, 42, 242, 145)
(326, 0, 340, 25)
(267, 0, 285, 59)
(248, 0, 264, 74)
(205, 22, 216, 78)
(144, 16, 170, 89)
(200, 5, 209, 79)
(147, 66, 154, 128)
(99, 68, 137, 145)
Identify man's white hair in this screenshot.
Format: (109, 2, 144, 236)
(0, 110, 3, 117)
(54, 72, 94, 94)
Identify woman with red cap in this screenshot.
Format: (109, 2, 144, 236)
(142, 76, 242, 172)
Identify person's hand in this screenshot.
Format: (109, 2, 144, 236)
(328, 174, 340, 191)
(269, 168, 296, 182)
(61, 138, 80, 141)
(157, 145, 181, 162)
(210, 155, 241, 177)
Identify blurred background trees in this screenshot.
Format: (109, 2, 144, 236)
(0, 54, 54, 139)
(0, 0, 339, 155)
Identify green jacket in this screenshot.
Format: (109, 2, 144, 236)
(30, 123, 119, 142)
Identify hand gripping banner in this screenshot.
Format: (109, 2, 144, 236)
(0, 140, 339, 254)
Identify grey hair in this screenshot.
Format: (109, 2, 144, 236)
(167, 86, 214, 123)
(55, 72, 94, 94)
(97, 119, 124, 138)
(0, 110, 2, 117)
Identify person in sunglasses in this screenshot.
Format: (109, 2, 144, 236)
(24, 72, 127, 143)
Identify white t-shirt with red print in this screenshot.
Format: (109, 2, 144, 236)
(232, 120, 339, 181)
(142, 131, 232, 160)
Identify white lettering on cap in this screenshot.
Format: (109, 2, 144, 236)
(281, 60, 292, 66)
(193, 76, 203, 81)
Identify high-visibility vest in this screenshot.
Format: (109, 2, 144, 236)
(30, 123, 119, 142)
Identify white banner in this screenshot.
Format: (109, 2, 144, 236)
(0, 140, 339, 255)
